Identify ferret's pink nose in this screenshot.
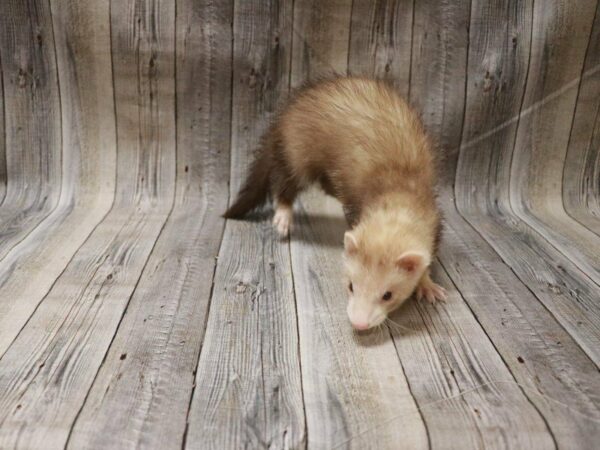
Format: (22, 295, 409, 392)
(351, 321, 370, 330)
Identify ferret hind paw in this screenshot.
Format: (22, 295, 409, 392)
(273, 207, 293, 238)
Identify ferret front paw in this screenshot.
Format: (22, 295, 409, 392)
(416, 278, 447, 304)
(273, 206, 293, 237)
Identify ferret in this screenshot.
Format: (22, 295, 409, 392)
(224, 76, 447, 330)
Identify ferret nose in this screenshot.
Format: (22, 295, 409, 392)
(351, 321, 370, 330)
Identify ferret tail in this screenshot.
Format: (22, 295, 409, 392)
(223, 145, 272, 219)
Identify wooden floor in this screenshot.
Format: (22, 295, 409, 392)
(0, 0, 599, 448)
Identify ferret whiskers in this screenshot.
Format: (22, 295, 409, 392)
(385, 317, 418, 333)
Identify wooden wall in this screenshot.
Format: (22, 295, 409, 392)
(0, 0, 598, 448)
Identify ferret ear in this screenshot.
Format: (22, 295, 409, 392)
(344, 231, 359, 255)
(395, 251, 430, 274)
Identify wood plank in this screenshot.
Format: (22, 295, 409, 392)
(389, 262, 553, 448)
(0, 51, 5, 202)
(0, 0, 62, 259)
(347, 0, 413, 95)
(409, 0, 470, 186)
(439, 195, 600, 447)
(454, 0, 533, 198)
(0, 0, 176, 446)
(508, 0, 600, 283)
(290, 190, 427, 449)
(0, 0, 117, 357)
(0, 212, 172, 449)
(563, 2, 600, 234)
(455, 0, 600, 365)
(67, 0, 232, 447)
(185, 1, 306, 448)
(290, 0, 352, 87)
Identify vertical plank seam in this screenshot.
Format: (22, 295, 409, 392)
(387, 326, 432, 449)
(345, 0, 354, 75)
(435, 255, 558, 448)
(45, 0, 64, 215)
(181, 0, 236, 447)
(284, 0, 309, 447)
(0, 50, 6, 203)
(287, 0, 295, 92)
(561, 0, 600, 235)
(407, 0, 416, 102)
(452, 0, 471, 194)
(108, 0, 120, 212)
(506, 0, 534, 205)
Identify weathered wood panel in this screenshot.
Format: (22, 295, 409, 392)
(0, 0, 117, 357)
(455, 0, 532, 202)
(68, 0, 232, 448)
(389, 262, 553, 449)
(0, 52, 5, 202)
(410, 0, 470, 185)
(290, 0, 353, 86)
(439, 197, 600, 447)
(455, 0, 600, 365)
(509, 0, 600, 282)
(185, 1, 306, 449)
(0, 0, 176, 447)
(348, 0, 413, 94)
(0, 0, 62, 259)
(563, 2, 600, 235)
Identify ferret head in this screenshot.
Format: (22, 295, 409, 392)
(343, 230, 430, 330)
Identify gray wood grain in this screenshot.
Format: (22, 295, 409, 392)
(0, 0, 177, 447)
(410, 0, 470, 186)
(0, 51, 6, 202)
(563, 2, 600, 235)
(290, 0, 353, 86)
(455, 0, 600, 366)
(185, 1, 306, 449)
(0, 0, 62, 259)
(389, 262, 554, 449)
(67, 0, 232, 448)
(439, 195, 600, 448)
(508, 0, 600, 283)
(348, 0, 413, 94)
(0, 0, 117, 358)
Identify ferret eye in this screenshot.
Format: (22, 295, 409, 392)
(382, 291, 392, 301)
(348, 282, 353, 293)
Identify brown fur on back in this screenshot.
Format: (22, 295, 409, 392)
(284, 79, 434, 194)
(226, 76, 441, 255)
